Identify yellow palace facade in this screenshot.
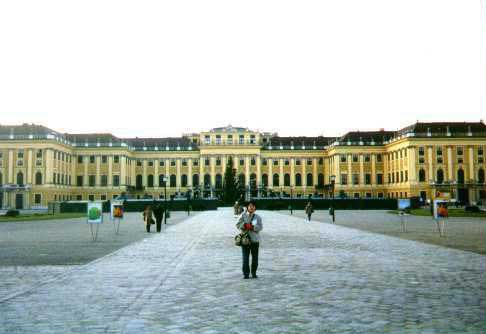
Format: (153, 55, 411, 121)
(0, 122, 485, 209)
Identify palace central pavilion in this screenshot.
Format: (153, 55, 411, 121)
(0, 122, 485, 209)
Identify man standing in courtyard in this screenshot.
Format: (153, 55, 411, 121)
(153, 203, 165, 233)
(236, 200, 263, 279)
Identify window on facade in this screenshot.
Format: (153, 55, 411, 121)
(391, 173, 395, 183)
(239, 159, 244, 166)
(365, 173, 371, 185)
(436, 147, 442, 156)
(364, 154, 370, 162)
(307, 159, 312, 166)
(251, 158, 256, 166)
(457, 147, 463, 155)
(273, 160, 278, 166)
(318, 173, 324, 186)
(239, 135, 244, 144)
(102, 155, 107, 163)
(181, 174, 188, 187)
(419, 169, 426, 182)
(147, 175, 154, 187)
(216, 158, 221, 166)
(35, 172, 43, 185)
(148, 161, 153, 167)
(306, 173, 313, 186)
(418, 147, 425, 156)
(205, 135, 210, 144)
(90, 155, 95, 163)
(376, 173, 383, 185)
(318, 158, 324, 165)
(376, 154, 382, 162)
(285, 159, 290, 166)
(262, 174, 268, 187)
(159, 174, 166, 185)
(295, 173, 302, 186)
(192, 174, 199, 186)
(354, 193, 360, 199)
(17, 172, 24, 185)
(136, 160, 142, 167)
(159, 160, 165, 167)
(170, 174, 177, 187)
(273, 174, 280, 186)
(352, 174, 359, 185)
(88, 195, 95, 201)
(478, 169, 485, 183)
(77, 175, 83, 186)
(216, 135, 221, 144)
(89, 175, 96, 187)
(250, 135, 256, 144)
(171, 160, 176, 166)
(352, 155, 358, 163)
(227, 135, 233, 144)
(35, 194, 41, 205)
(101, 175, 108, 186)
(262, 159, 267, 166)
(295, 159, 301, 166)
(113, 155, 119, 163)
(436, 169, 444, 184)
(284, 174, 290, 186)
(194, 159, 199, 166)
(400, 171, 404, 183)
(340, 155, 346, 163)
(457, 169, 465, 184)
(182, 159, 187, 166)
(341, 174, 348, 185)
(215, 174, 222, 189)
(113, 175, 120, 186)
(77, 155, 83, 164)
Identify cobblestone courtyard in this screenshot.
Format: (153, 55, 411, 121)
(0, 209, 485, 333)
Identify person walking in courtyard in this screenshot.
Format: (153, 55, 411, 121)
(234, 201, 240, 217)
(142, 205, 154, 233)
(236, 200, 263, 279)
(329, 205, 335, 223)
(305, 201, 314, 222)
(153, 203, 165, 233)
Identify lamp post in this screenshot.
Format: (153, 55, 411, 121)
(163, 176, 168, 224)
(330, 175, 336, 199)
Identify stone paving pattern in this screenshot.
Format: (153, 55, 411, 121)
(0, 209, 485, 333)
(281, 210, 486, 254)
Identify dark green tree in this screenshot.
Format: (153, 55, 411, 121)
(223, 159, 238, 204)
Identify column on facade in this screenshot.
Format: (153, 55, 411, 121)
(371, 154, 376, 184)
(210, 156, 216, 187)
(279, 158, 284, 188)
(427, 146, 433, 182)
(359, 154, 364, 186)
(188, 158, 193, 187)
(108, 155, 113, 186)
(154, 158, 159, 187)
(165, 159, 170, 187)
(83, 155, 89, 186)
(131, 158, 136, 186)
(95, 155, 101, 186)
(290, 158, 295, 187)
(245, 156, 250, 186)
(8, 149, 14, 183)
(408, 147, 416, 182)
(313, 158, 317, 187)
(347, 154, 352, 187)
(27, 149, 33, 184)
(120, 156, 127, 186)
(468, 146, 474, 181)
(199, 156, 204, 187)
(302, 158, 307, 191)
(268, 158, 273, 188)
(175, 158, 181, 190)
(142, 159, 147, 187)
(447, 146, 453, 181)
(256, 155, 261, 188)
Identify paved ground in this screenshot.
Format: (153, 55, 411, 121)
(279, 210, 486, 255)
(0, 209, 485, 334)
(0, 211, 194, 265)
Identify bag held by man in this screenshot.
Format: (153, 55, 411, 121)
(235, 231, 251, 246)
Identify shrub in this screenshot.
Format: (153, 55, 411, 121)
(465, 205, 480, 213)
(5, 209, 20, 217)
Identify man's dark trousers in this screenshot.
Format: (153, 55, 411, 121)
(242, 242, 259, 277)
(156, 216, 163, 232)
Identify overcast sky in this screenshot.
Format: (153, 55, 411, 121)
(0, 0, 484, 138)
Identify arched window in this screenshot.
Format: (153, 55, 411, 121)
(284, 173, 290, 187)
(318, 173, 324, 186)
(419, 169, 426, 182)
(479, 168, 485, 183)
(159, 174, 166, 186)
(295, 173, 302, 186)
(307, 173, 313, 186)
(436, 169, 444, 184)
(238, 174, 245, 187)
(215, 174, 222, 189)
(273, 173, 279, 187)
(181, 174, 188, 187)
(262, 174, 268, 187)
(204, 174, 211, 187)
(169, 174, 177, 187)
(250, 173, 257, 187)
(192, 174, 199, 186)
(35, 172, 43, 185)
(17, 172, 24, 185)
(136, 174, 143, 188)
(147, 174, 154, 187)
(457, 169, 464, 184)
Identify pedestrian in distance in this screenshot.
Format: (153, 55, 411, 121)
(142, 205, 155, 233)
(236, 200, 263, 279)
(305, 201, 314, 222)
(329, 205, 335, 223)
(153, 203, 165, 233)
(234, 201, 240, 217)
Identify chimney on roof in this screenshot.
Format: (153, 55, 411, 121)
(379, 128, 384, 132)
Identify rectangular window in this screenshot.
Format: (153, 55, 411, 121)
(436, 147, 442, 156)
(365, 173, 371, 185)
(171, 160, 176, 166)
(285, 159, 290, 166)
(419, 157, 425, 164)
(457, 147, 463, 155)
(34, 194, 41, 204)
(136, 160, 142, 166)
(251, 158, 256, 166)
(376, 173, 383, 185)
(216, 135, 221, 144)
(340, 174, 348, 185)
(273, 160, 278, 166)
(340, 155, 346, 163)
(352, 155, 358, 163)
(76, 175, 83, 186)
(418, 147, 425, 156)
(262, 159, 267, 166)
(78, 155, 83, 164)
(295, 159, 301, 165)
(89, 175, 95, 187)
(478, 147, 484, 155)
(405, 170, 408, 182)
(239, 135, 244, 144)
(113, 175, 120, 186)
(113, 155, 119, 163)
(159, 159, 164, 167)
(307, 159, 312, 165)
(102, 155, 107, 163)
(364, 154, 370, 162)
(90, 155, 95, 163)
(206, 159, 211, 166)
(352, 174, 359, 185)
(216, 158, 221, 166)
(88, 195, 95, 201)
(100, 195, 107, 201)
(376, 154, 382, 162)
(205, 135, 211, 144)
(250, 135, 256, 144)
(182, 159, 187, 166)
(239, 159, 244, 166)
(147, 160, 153, 167)
(101, 175, 108, 186)
(318, 158, 324, 165)
(193, 159, 198, 166)
(227, 135, 233, 144)
(36, 150, 43, 158)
